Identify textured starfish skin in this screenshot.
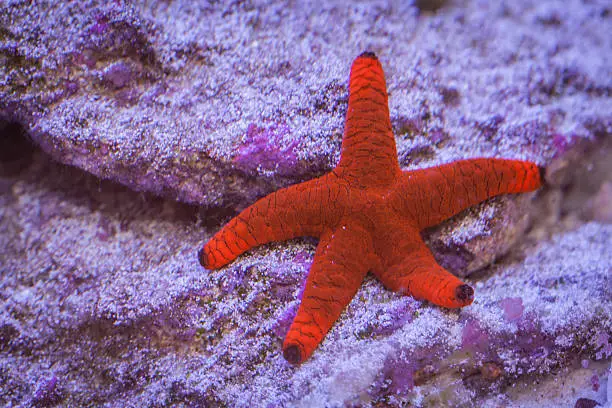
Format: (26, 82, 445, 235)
(199, 52, 543, 364)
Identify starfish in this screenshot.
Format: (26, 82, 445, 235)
(199, 52, 543, 365)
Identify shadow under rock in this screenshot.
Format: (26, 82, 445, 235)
(0, 121, 37, 177)
(0, 120, 212, 228)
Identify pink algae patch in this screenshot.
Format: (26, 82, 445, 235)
(461, 319, 489, 353)
(499, 297, 524, 322)
(233, 123, 299, 176)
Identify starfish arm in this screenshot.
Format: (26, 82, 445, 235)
(200, 174, 346, 269)
(336, 52, 400, 186)
(282, 223, 374, 364)
(373, 226, 474, 308)
(393, 158, 543, 229)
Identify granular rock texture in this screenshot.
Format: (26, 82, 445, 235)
(0, 148, 610, 407)
(2, 0, 610, 208)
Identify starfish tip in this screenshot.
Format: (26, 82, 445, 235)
(455, 284, 475, 304)
(283, 344, 302, 365)
(358, 50, 378, 60)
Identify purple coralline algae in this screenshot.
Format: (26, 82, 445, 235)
(461, 319, 490, 354)
(499, 297, 525, 322)
(233, 123, 299, 176)
(101, 61, 135, 90)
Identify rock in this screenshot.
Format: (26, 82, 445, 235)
(590, 182, 612, 223)
(2, 0, 610, 211)
(0, 137, 610, 407)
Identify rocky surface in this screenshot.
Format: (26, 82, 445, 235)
(1, 0, 611, 406)
(0, 144, 610, 407)
(2, 0, 610, 207)
(2, 0, 611, 275)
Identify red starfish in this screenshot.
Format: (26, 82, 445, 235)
(199, 52, 543, 364)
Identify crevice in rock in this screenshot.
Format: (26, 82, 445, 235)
(0, 121, 37, 176)
(0, 119, 201, 226)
